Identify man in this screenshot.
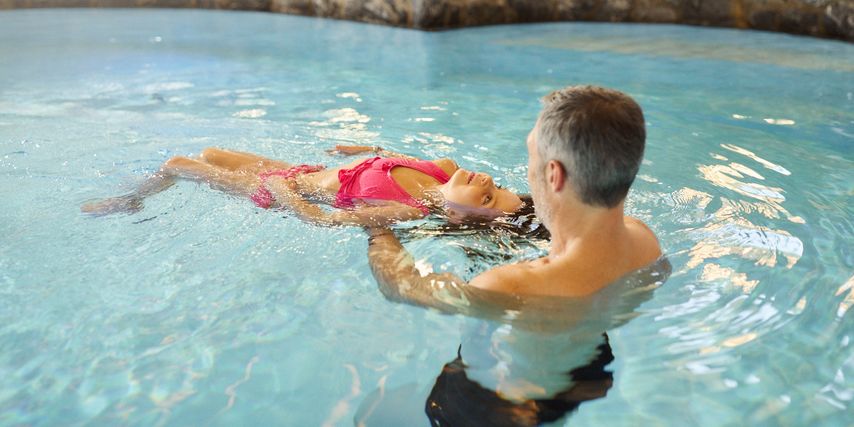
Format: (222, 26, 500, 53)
(366, 85, 662, 309)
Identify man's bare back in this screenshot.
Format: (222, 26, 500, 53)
(470, 215, 660, 297)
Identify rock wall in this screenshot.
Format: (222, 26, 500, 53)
(270, 0, 413, 27)
(0, 1, 270, 9)
(1, 0, 851, 42)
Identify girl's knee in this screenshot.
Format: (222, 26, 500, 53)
(163, 156, 193, 172)
(199, 147, 224, 161)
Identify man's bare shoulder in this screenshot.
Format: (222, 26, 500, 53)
(470, 257, 602, 297)
(469, 218, 663, 298)
(469, 260, 539, 294)
(624, 216, 662, 259)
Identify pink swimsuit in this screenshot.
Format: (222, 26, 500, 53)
(250, 164, 325, 209)
(250, 157, 450, 214)
(335, 157, 450, 214)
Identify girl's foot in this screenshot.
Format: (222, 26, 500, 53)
(81, 195, 143, 216)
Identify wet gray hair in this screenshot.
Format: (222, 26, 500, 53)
(536, 85, 646, 208)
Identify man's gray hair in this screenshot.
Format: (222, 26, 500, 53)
(536, 85, 646, 208)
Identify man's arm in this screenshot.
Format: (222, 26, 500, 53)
(365, 227, 528, 315)
(366, 228, 473, 312)
(365, 229, 604, 332)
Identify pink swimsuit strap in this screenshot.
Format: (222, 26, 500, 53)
(250, 164, 325, 209)
(335, 157, 451, 214)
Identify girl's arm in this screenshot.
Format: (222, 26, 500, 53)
(276, 183, 424, 227)
(326, 144, 419, 161)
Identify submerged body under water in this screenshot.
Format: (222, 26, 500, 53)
(357, 258, 671, 426)
(0, 9, 852, 427)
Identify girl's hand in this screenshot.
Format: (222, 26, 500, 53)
(281, 178, 301, 196)
(326, 145, 378, 156)
(269, 178, 300, 207)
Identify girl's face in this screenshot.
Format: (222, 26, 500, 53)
(439, 168, 523, 215)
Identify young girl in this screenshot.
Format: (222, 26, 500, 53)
(82, 145, 524, 226)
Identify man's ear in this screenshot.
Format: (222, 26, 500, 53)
(546, 160, 566, 192)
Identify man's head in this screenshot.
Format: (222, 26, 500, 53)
(527, 85, 646, 225)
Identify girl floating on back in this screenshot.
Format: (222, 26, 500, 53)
(82, 145, 524, 226)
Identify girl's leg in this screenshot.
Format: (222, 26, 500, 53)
(198, 147, 292, 174)
(81, 170, 177, 216)
(162, 156, 260, 197)
(81, 156, 258, 216)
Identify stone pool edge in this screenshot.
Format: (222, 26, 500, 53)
(0, 0, 851, 42)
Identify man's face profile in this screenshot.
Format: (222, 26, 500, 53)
(526, 122, 551, 228)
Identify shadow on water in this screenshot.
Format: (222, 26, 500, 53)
(354, 249, 672, 426)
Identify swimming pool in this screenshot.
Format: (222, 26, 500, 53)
(1, 8, 851, 426)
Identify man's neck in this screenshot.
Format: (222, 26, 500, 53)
(547, 201, 627, 259)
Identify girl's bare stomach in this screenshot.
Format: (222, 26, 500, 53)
(265, 157, 370, 201)
(301, 157, 369, 193)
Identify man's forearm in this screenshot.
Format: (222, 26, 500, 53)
(366, 228, 467, 312)
(366, 229, 419, 301)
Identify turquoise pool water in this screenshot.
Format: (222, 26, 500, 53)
(0, 9, 851, 426)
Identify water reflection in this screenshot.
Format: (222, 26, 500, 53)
(402, 131, 462, 158)
(701, 264, 759, 293)
(836, 275, 854, 318)
(625, 137, 820, 403)
(686, 143, 804, 275)
(308, 105, 379, 144)
(687, 216, 803, 269)
(498, 34, 854, 72)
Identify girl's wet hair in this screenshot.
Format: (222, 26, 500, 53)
(410, 195, 550, 241)
(498, 195, 549, 239)
(442, 201, 506, 224)
(399, 195, 547, 269)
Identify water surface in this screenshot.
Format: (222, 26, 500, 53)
(0, 9, 852, 426)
